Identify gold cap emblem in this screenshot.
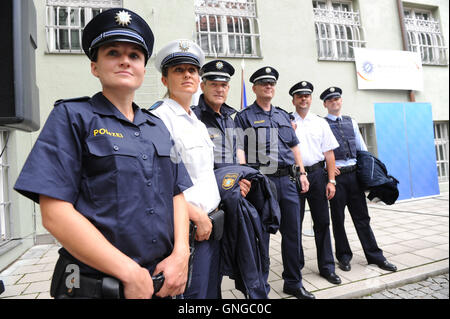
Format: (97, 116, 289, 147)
(115, 10, 132, 26)
(302, 82, 307, 87)
(216, 61, 224, 70)
(265, 67, 272, 74)
(179, 41, 190, 52)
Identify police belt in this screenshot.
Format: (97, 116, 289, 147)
(304, 161, 325, 173)
(338, 165, 357, 175)
(265, 166, 291, 177)
(50, 254, 165, 299)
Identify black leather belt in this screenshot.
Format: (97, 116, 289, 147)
(266, 166, 290, 177)
(304, 161, 325, 173)
(338, 165, 357, 175)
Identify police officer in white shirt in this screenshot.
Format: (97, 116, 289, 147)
(290, 81, 342, 285)
(151, 39, 222, 298)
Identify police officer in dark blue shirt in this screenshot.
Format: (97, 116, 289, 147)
(193, 60, 251, 197)
(14, 8, 193, 299)
(234, 67, 314, 299)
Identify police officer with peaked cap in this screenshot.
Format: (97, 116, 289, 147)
(193, 59, 252, 195)
(151, 40, 225, 299)
(290, 81, 342, 285)
(14, 8, 193, 299)
(234, 66, 315, 299)
(321, 86, 397, 273)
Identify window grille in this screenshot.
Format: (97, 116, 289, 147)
(358, 123, 377, 156)
(0, 131, 11, 245)
(434, 122, 449, 182)
(194, 0, 261, 58)
(312, 0, 366, 61)
(45, 0, 122, 54)
(403, 7, 448, 65)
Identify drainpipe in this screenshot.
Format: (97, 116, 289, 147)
(397, 0, 416, 102)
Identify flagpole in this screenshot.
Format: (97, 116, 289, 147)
(241, 59, 246, 110)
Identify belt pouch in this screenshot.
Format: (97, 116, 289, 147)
(208, 209, 225, 241)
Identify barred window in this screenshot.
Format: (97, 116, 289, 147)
(434, 122, 449, 182)
(0, 131, 11, 245)
(194, 0, 261, 58)
(403, 7, 448, 65)
(313, 0, 366, 61)
(45, 0, 122, 53)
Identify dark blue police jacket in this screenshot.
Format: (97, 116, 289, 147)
(356, 150, 399, 205)
(214, 165, 281, 298)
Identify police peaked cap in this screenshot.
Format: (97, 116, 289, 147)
(249, 66, 279, 84)
(154, 39, 205, 73)
(320, 87, 343, 101)
(200, 60, 235, 82)
(289, 81, 314, 96)
(82, 8, 154, 65)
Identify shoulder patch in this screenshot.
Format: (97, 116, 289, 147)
(148, 101, 163, 111)
(275, 106, 289, 115)
(54, 96, 90, 107)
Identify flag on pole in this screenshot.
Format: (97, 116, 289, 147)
(240, 59, 247, 110)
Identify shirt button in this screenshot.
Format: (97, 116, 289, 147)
(113, 145, 119, 151)
(148, 209, 154, 215)
(142, 154, 148, 160)
(152, 239, 157, 244)
(147, 181, 152, 187)
(134, 132, 140, 137)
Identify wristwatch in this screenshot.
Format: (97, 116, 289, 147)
(328, 179, 336, 185)
(299, 171, 307, 176)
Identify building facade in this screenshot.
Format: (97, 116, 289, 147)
(0, 0, 448, 271)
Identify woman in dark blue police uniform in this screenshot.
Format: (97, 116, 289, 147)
(14, 8, 193, 299)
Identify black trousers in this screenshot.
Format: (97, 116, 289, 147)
(299, 169, 335, 276)
(329, 170, 385, 265)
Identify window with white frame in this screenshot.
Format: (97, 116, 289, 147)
(194, 0, 261, 58)
(434, 122, 449, 182)
(45, 0, 122, 53)
(358, 123, 377, 156)
(312, 0, 366, 61)
(0, 131, 11, 245)
(403, 7, 448, 65)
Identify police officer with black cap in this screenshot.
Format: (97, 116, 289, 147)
(14, 8, 193, 299)
(234, 67, 314, 299)
(321, 87, 397, 273)
(192, 60, 251, 197)
(290, 81, 342, 285)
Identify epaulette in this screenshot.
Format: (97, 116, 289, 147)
(148, 101, 163, 111)
(54, 96, 90, 107)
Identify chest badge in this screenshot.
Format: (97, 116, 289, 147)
(222, 173, 239, 190)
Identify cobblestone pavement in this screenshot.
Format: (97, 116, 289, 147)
(359, 273, 449, 299)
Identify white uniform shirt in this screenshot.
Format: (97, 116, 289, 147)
(152, 98, 221, 214)
(293, 111, 339, 167)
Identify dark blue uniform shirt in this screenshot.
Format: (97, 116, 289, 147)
(192, 94, 237, 168)
(14, 92, 193, 275)
(234, 102, 299, 169)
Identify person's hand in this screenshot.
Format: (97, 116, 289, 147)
(334, 167, 341, 176)
(291, 120, 297, 130)
(122, 263, 154, 299)
(300, 175, 309, 193)
(238, 179, 251, 197)
(194, 211, 212, 241)
(153, 246, 190, 298)
(326, 182, 336, 200)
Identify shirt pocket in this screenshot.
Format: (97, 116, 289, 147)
(278, 123, 296, 146)
(84, 137, 139, 201)
(174, 135, 213, 176)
